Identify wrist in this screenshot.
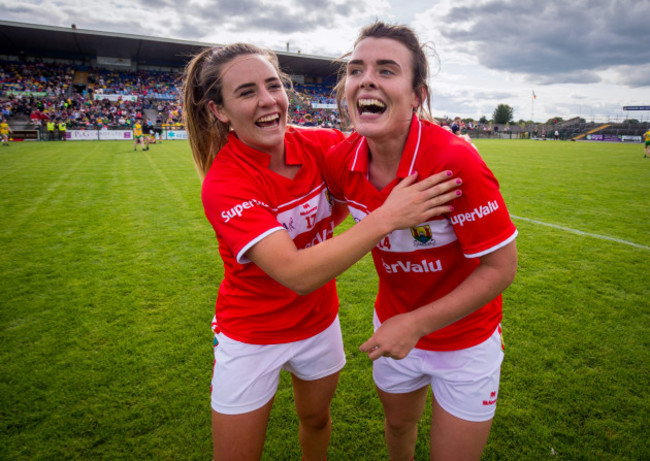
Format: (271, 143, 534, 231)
(366, 206, 397, 237)
(409, 308, 434, 338)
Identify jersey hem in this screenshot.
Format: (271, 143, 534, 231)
(217, 310, 339, 345)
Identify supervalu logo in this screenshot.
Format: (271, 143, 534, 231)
(450, 200, 499, 227)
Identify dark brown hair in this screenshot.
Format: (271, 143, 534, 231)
(334, 21, 434, 129)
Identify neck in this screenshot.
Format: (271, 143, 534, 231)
(366, 132, 408, 191)
(367, 124, 408, 165)
(268, 145, 300, 180)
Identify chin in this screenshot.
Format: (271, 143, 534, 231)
(353, 121, 383, 138)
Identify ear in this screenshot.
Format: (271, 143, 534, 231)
(412, 86, 425, 110)
(208, 101, 229, 124)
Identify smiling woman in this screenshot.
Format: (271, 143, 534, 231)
(335, 21, 434, 134)
(208, 54, 290, 164)
(181, 42, 462, 461)
(325, 21, 518, 461)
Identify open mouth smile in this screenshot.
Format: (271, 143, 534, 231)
(357, 98, 386, 116)
(256, 113, 281, 127)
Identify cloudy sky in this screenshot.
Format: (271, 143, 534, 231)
(3, 0, 649, 122)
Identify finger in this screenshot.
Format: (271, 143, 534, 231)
(395, 172, 418, 189)
(367, 346, 384, 361)
(360, 338, 385, 361)
(414, 170, 454, 190)
(420, 178, 462, 200)
(417, 192, 462, 220)
(420, 192, 462, 218)
(427, 188, 462, 207)
(359, 338, 377, 353)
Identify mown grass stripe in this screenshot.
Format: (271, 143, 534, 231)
(0, 144, 97, 234)
(511, 214, 650, 251)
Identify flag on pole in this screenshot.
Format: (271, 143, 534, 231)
(533, 91, 537, 99)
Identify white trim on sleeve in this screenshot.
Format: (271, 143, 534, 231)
(464, 229, 518, 259)
(236, 226, 286, 264)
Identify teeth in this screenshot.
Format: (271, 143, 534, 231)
(257, 114, 279, 123)
(358, 99, 385, 108)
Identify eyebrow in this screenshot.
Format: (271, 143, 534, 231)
(348, 59, 401, 68)
(233, 77, 281, 94)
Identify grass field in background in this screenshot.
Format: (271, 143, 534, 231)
(0, 139, 648, 460)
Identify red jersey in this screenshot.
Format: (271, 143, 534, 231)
(324, 115, 517, 351)
(202, 126, 346, 344)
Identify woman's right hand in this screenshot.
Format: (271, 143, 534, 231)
(375, 170, 462, 230)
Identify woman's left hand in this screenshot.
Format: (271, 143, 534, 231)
(359, 313, 421, 361)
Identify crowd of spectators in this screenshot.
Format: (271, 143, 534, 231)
(89, 68, 179, 100)
(0, 60, 340, 135)
(289, 82, 339, 128)
(3, 60, 649, 142)
(0, 60, 184, 132)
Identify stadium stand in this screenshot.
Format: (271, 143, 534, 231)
(0, 20, 647, 141)
(1, 59, 339, 136)
(0, 21, 343, 139)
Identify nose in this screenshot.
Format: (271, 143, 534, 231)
(258, 87, 276, 106)
(359, 70, 376, 89)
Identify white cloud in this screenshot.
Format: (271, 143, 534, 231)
(1, 0, 648, 122)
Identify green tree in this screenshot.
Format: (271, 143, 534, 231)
(493, 104, 513, 124)
(479, 115, 489, 124)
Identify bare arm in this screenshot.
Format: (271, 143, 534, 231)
(360, 239, 517, 360)
(332, 200, 350, 227)
(247, 171, 462, 295)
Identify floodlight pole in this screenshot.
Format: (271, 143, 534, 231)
(531, 92, 534, 123)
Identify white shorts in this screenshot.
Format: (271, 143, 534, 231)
(373, 313, 504, 422)
(211, 316, 346, 415)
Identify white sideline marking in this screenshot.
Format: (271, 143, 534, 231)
(511, 215, 650, 251)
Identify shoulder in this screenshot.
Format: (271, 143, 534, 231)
(206, 142, 242, 178)
(326, 131, 360, 162)
(202, 153, 258, 210)
(421, 120, 473, 153)
(286, 125, 346, 147)
(420, 121, 486, 170)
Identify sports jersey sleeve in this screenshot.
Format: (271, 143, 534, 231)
(446, 142, 517, 258)
(202, 167, 284, 264)
(323, 137, 353, 204)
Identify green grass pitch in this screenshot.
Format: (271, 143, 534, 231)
(1, 138, 648, 460)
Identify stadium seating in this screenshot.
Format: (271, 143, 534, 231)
(1, 60, 647, 138)
(0, 60, 341, 133)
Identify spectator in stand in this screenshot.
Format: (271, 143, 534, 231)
(30, 109, 41, 126)
(554, 130, 559, 141)
(2, 103, 12, 119)
(451, 117, 461, 134)
(1, 61, 339, 132)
